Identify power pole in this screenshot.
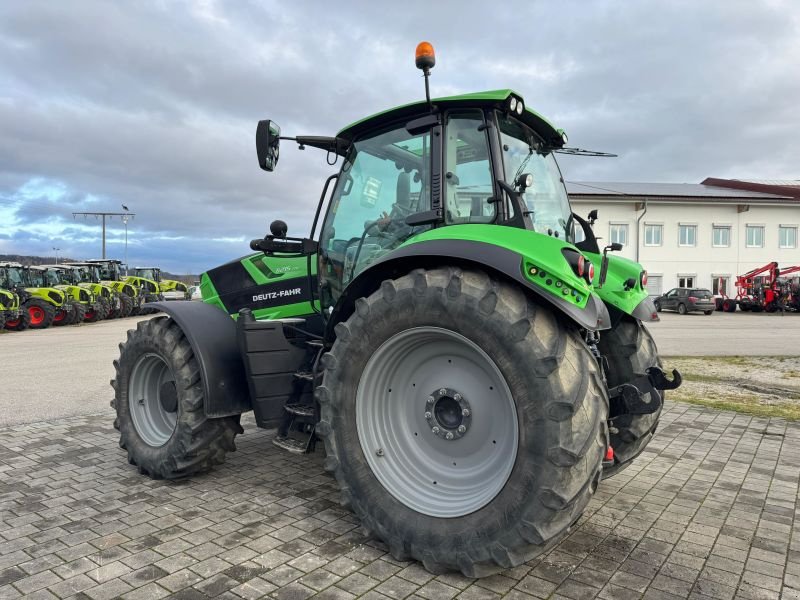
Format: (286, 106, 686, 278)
(72, 211, 135, 259)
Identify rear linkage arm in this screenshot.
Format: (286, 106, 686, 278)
(608, 367, 682, 416)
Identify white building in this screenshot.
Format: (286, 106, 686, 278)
(567, 180, 800, 297)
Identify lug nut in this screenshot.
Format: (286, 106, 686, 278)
(427, 396, 434, 404)
(432, 426, 440, 434)
(457, 425, 466, 433)
(439, 388, 447, 396)
(446, 432, 454, 440)
(376, 448, 384, 457)
(454, 393, 462, 401)
(424, 411, 432, 419)
(462, 408, 470, 417)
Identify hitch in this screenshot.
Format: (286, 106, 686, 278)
(647, 366, 682, 391)
(608, 367, 682, 416)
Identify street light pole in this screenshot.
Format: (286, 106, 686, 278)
(52, 247, 61, 265)
(121, 213, 131, 276)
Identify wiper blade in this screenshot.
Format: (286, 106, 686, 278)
(554, 147, 617, 157)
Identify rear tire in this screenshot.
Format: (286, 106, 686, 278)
(704, 310, 713, 315)
(25, 299, 56, 329)
(598, 317, 662, 478)
(654, 300, 661, 313)
(677, 303, 687, 315)
(319, 267, 608, 577)
(112, 316, 243, 479)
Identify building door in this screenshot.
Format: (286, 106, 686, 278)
(646, 275, 662, 297)
(678, 275, 694, 288)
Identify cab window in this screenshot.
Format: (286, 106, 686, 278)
(444, 111, 495, 223)
(319, 123, 431, 306)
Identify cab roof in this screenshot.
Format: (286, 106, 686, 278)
(336, 89, 565, 148)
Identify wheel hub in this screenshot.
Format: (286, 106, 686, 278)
(129, 353, 178, 447)
(425, 387, 471, 440)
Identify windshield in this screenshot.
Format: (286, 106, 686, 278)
(498, 114, 572, 241)
(29, 270, 45, 287)
(137, 269, 159, 282)
(44, 270, 61, 286)
(98, 263, 119, 280)
(4, 267, 27, 287)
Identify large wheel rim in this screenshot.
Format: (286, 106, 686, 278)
(128, 353, 178, 447)
(356, 326, 518, 518)
(29, 306, 45, 325)
(54, 310, 66, 322)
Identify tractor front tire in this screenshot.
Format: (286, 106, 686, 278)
(5, 310, 31, 331)
(318, 267, 608, 577)
(119, 293, 134, 318)
(598, 317, 663, 478)
(71, 303, 87, 325)
(26, 299, 56, 329)
(112, 316, 243, 479)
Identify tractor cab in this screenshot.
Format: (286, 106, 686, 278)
(85, 259, 124, 281)
(134, 267, 162, 283)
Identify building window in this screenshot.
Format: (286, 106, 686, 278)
(679, 224, 696, 247)
(644, 224, 662, 246)
(609, 223, 628, 246)
(712, 226, 730, 247)
(746, 225, 764, 247)
(712, 276, 729, 296)
(779, 226, 797, 249)
(678, 275, 695, 288)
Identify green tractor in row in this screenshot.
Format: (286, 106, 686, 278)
(64, 262, 125, 319)
(112, 45, 680, 576)
(0, 287, 23, 331)
(85, 259, 145, 315)
(35, 265, 107, 323)
(0, 262, 74, 329)
(123, 267, 163, 314)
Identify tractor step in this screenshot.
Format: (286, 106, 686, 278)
(272, 435, 312, 454)
(285, 403, 315, 417)
(306, 339, 324, 349)
(294, 371, 315, 382)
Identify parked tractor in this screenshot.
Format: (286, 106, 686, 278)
(36, 265, 106, 324)
(779, 266, 800, 311)
(64, 262, 123, 319)
(125, 267, 163, 313)
(112, 44, 680, 576)
(134, 267, 190, 300)
(85, 259, 143, 315)
(0, 287, 22, 331)
(0, 262, 73, 329)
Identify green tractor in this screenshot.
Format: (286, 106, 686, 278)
(64, 262, 123, 319)
(125, 267, 163, 314)
(0, 287, 23, 331)
(36, 265, 106, 324)
(112, 45, 680, 576)
(84, 259, 142, 316)
(0, 262, 73, 329)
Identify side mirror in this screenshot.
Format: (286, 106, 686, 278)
(587, 209, 598, 225)
(256, 120, 281, 172)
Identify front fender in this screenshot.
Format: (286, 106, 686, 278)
(147, 302, 251, 418)
(329, 238, 611, 338)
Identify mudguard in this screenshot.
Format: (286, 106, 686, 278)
(328, 238, 611, 338)
(148, 302, 251, 418)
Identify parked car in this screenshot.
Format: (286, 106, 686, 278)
(187, 285, 203, 301)
(654, 288, 715, 315)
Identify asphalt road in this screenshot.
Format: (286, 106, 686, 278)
(1, 310, 798, 427)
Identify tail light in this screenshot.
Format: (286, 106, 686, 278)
(586, 261, 594, 284)
(688, 296, 698, 302)
(640, 270, 648, 288)
(576, 255, 585, 277)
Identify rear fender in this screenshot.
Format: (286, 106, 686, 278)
(327, 239, 611, 339)
(147, 302, 252, 417)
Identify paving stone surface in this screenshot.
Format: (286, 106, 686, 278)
(1, 401, 798, 599)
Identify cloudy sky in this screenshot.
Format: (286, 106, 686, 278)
(1, 1, 798, 273)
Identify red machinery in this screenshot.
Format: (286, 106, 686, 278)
(720, 262, 782, 312)
(779, 265, 800, 311)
